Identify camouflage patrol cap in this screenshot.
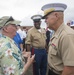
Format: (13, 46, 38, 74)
(0, 16, 21, 27)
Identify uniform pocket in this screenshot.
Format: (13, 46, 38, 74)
(34, 36, 41, 40)
(51, 48, 57, 55)
(50, 43, 57, 55)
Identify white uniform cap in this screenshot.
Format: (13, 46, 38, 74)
(31, 15, 42, 21)
(41, 3, 67, 19)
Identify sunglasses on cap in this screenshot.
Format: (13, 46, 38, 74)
(4, 16, 14, 26)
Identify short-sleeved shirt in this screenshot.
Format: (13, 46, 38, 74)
(13, 32, 23, 50)
(0, 34, 24, 75)
(48, 23, 74, 74)
(17, 29, 26, 40)
(25, 27, 46, 48)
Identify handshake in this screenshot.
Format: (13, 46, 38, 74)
(22, 50, 35, 63)
(21, 50, 35, 75)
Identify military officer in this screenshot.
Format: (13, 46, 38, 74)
(41, 3, 74, 75)
(25, 14, 47, 75)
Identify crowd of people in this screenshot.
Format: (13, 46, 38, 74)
(0, 2, 74, 75)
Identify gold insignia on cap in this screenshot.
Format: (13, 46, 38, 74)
(44, 8, 55, 15)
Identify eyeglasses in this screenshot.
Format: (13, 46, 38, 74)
(4, 16, 14, 26)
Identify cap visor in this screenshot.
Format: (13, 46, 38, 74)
(9, 20, 21, 25)
(6, 20, 21, 25)
(42, 11, 63, 19)
(42, 11, 54, 19)
(42, 15, 46, 19)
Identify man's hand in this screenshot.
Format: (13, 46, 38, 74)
(27, 54, 35, 63)
(22, 50, 31, 58)
(21, 54, 35, 75)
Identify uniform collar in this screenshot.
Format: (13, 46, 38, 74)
(51, 23, 65, 39)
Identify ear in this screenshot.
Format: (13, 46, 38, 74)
(3, 26, 9, 32)
(54, 12, 60, 20)
(54, 12, 59, 18)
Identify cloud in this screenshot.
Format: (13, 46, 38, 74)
(0, 0, 74, 27)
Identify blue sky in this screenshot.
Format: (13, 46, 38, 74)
(0, 0, 74, 28)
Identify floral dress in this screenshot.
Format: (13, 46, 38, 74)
(0, 34, 24, 75)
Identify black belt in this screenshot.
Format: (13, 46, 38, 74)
(48, 69, 59, 75)
(49, 67, 59, 75)
(33, 47, 45, 49)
